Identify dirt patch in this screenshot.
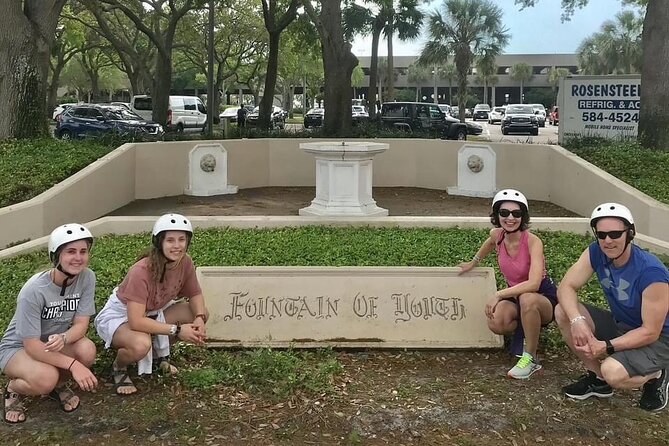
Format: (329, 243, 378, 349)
(109, 187, 581, 218)
(1, 351, 666, 445)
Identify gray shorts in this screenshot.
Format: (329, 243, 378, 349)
(0, 345, 22, 373)
(585, 303, 669, 377)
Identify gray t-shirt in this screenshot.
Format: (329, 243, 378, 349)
(0, 268, 96, 348)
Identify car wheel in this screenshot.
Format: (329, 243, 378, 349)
(531, 129, 539, 136)
(456, 129, 467, 140)
(59, 129, 72, 140)
(502, 127, 508, 135)
(176, 123, 184, 134)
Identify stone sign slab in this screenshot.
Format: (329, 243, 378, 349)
(199, 266, 503, 349)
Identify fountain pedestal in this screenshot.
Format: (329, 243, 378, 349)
(299, 141, 389, 217)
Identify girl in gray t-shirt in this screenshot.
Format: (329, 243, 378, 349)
(0, 224, 99, 424)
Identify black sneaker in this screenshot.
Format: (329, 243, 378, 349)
(639, 368, 669, 411)
(562, 371, 614, 400)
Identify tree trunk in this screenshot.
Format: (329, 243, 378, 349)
(259, 32, 281, 129)
(368, 26, 382, 118)
(90, 73, 101, 102)
(386, 22, 395, 102)
(307, 0, 357, 136)
(48, 64, 65, 117)
(639, 0, 669, 150)
(289, 85, 295, 118)
(0, 1, 64, 139)
(152, 52, 172, 127)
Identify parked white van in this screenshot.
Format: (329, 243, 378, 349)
(130, 95, 207, 132)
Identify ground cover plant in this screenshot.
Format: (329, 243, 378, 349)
(2, 227, 667, 445)
(0, 139, 110, 208)
(565, 137, 669, 204)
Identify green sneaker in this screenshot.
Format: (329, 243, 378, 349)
(507, 352, 542, 379)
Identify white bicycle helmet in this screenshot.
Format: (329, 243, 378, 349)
(590, 202, 635, 232)
(48, 223, 94, 264)
(152, 213, 193, 248)
(492, 189, 528, 212)
(152, 213, 193, 236)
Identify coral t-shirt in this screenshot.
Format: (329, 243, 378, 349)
(116, 256, 202, 311)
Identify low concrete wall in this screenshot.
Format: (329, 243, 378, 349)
(1, 138, 669, 250)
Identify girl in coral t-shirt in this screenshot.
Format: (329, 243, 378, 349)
(95, 213, 208, 395)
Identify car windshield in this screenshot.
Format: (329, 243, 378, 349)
(352, 106, 366, 113)
(308, 108, 324, 115)
(493, 108, 505, 113)
(104, 108, 143, 120)
(532, 104, 546, 110)
(506, 105, 534, 114)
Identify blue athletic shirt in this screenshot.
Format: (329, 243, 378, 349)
(589, 243, 669, 333)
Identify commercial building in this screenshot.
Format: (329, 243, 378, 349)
(355, 54, 579, 106)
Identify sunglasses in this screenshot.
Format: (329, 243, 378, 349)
(596, 230, 626, 240)
(499, 209, 523, 218)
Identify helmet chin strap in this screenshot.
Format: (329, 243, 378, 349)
(55, 264, 76, 296)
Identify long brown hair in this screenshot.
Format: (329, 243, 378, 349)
(139, 231, 189, 283)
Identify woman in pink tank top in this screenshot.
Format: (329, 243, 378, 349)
(459, 189, 557, 380)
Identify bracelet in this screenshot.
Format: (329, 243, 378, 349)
(194, 313, 207, 323)
(67, 358, 76, 370)
(570, 315, 587, 325)
(472, 254, 481, 263)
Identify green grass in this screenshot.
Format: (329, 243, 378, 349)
(179, 348, 342, 401)
(565, 137, 669, 204)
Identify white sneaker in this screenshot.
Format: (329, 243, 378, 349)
(507, 352, 542, 379)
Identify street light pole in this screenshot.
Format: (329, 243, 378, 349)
(432, 66, 438, 104)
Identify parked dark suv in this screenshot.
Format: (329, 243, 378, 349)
(56, 104, 163, 140)
(379, 102, 468, 140)
(245, 106, 286, 129)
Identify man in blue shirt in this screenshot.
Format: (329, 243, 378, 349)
(556, 203, 669, 411)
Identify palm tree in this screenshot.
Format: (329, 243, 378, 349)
(548, 67, 570, 105)
(577, 9, 642, 75)
(475, 54, 496, 105)
(439, 63, 456, 105)
(383, 0, 423, 102)
(343, 0, 422, 113)
(418, 0, 509, 122)
(407, 62, 431, 102)
(510, 62, 533, 103)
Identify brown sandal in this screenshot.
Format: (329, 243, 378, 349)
(112, 369, 138, 395)
(49, 386, 80, 413)
(3, 386, 26, 424)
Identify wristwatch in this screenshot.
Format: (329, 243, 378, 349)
(605, 339, 615, 355)
(168, 324, 178, 336)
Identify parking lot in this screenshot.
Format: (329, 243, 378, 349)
(466, 118, 559, 144)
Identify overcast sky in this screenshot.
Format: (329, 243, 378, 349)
(351, 0, 639, 57)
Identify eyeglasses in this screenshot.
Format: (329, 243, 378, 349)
(499, 209, 523, 218)
(596, 230, 626, 240)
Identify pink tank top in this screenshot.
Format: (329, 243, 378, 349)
(496, 230, 542, 287)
